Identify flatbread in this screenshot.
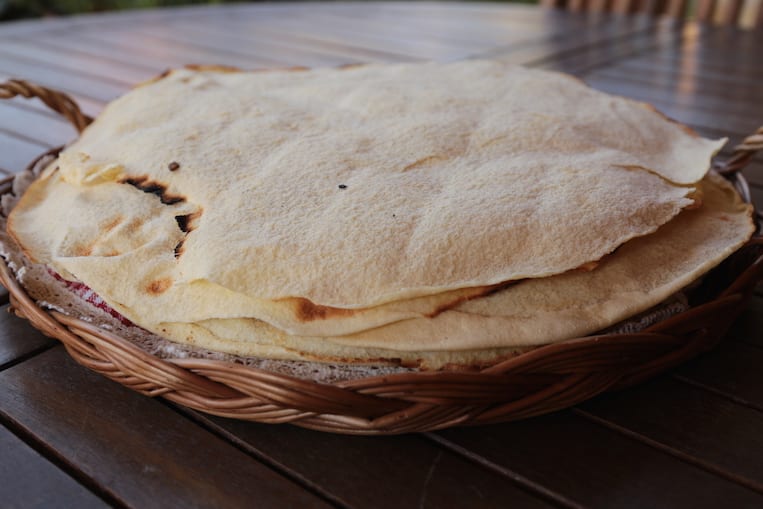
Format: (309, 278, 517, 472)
(151, 173, 754, 368)
(6, 61, 724, 340)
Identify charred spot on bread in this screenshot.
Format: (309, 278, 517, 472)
(174, 210, 202, 233)
(147, 278, 172, 295)
(120, 175, 185, 205)
(291, 297, 354, 322)
(173, 210, 202, 259)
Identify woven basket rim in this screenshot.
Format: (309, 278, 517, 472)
(1, 165, 761, 433)
(0, 78, 760, 433)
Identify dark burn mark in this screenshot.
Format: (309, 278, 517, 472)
(120, 175, 185, 205)
(118, 175, 203, 261)
(175, 215, 191, 232)
(168, 161, 180, 172)
(174, 240, 185, 259)
(173, 210, 203, 259)
(338, 184, 347, 189)
(175, 210, 203, 233)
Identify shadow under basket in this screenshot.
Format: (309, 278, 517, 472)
(0, 79, 761, 435)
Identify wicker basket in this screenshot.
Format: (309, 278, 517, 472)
(1, 80, 761, 435)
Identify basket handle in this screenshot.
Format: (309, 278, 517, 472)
(717, 126, 763, 176)
(715, 125, 763, 232)
(0, 79, 93, 134)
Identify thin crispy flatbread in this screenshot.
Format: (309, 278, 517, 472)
(152, 173, 754, 368)
(8, 61, 725, 339)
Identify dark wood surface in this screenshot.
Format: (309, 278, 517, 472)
(0, 3, 761, 507)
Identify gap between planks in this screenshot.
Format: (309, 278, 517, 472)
(0, 341, 56, 373)
(166, 404, 350, 509)
(572, 407, 763, 495)
(171, 402, 563, 509)
(0, 408, 128, 508)
(422, 432, 583, 509)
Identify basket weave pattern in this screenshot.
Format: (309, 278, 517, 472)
(1, 81, 761, 434)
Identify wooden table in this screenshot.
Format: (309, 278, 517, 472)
(0, 3, 761, 507)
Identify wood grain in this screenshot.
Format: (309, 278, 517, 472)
(675, 340, 763, 411)
(434, 410, 763, 507)
(0, 132, 49, 174)
(0, 425, 106, 509)
(193, 413, 553, 509)
(579, 377, 763, 491)
(0, 305, 53, 369)
(0, 347, 332, 509)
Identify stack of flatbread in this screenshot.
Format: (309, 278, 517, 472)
(3, 60, 755, 370)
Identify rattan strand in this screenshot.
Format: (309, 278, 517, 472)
(0, 79, 761, 434)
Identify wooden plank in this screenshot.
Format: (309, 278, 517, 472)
(0, 347, 332, 509)
(583, 77, 761, 136)
(478, 16, 654, 66)
(21, 33, 204, 76)
(433, 410, 763, 507)
(0, 132, 49, 174)
(235, 11, 495, 54)
(167, 17, 422, 64)
(590, 64, 763, 102)
(675, 341, 763, 411)
(582, 74, 763, 125)
(0, 40, 155, 86)
(536, 26, 674, 74)
(192, 413, 554, 509)
(124, 22, 367, 67)
(0, 101, 76, 149)
(0, 51, 126, 103)
(626, 43, 763, 75)
(579, 376, 763, 490)
(0, 306, 54, 369)
(0, 4, 214, 37)
(68, 27, 301, 70)
(259, 8, 540, 48)
(651, 38, 763, 68)
(173, 16, 469, 61)
(0, 425, 106, 509)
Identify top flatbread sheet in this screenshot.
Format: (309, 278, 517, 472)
(7, 61, 724, 336)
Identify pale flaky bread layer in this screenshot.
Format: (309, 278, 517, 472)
(148, 173, 752, 368)
(7, 61, 725, 339)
